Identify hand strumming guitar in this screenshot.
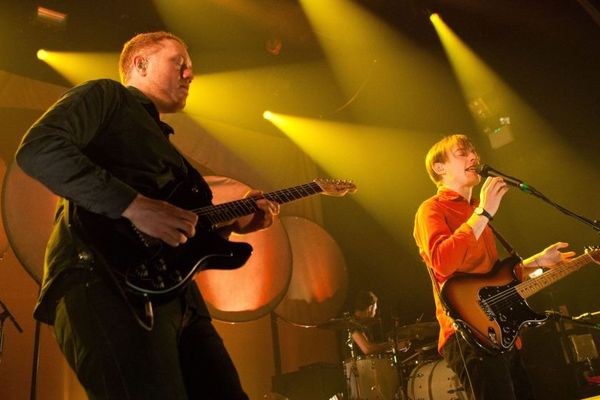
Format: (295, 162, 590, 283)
(122, 193, 198, 247)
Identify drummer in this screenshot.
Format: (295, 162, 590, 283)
(347, 290, 395, 356)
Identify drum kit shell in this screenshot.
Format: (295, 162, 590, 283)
(319, 316, 466, 399)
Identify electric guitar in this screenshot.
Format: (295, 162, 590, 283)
(74, 178, 356, 298)
(440, 247, 600, 353)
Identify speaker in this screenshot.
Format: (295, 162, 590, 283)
(521, 321, 600, 400)
(272, 363, 345, 400)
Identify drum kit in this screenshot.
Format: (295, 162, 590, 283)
(319, 316, 467, 400)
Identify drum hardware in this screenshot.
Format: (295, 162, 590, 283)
(405, 358, 467, 400)
(343, 354, 401, 400)
(392, 321, 440, 342)
(316, 313, 381, 331)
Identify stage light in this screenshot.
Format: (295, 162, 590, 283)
(36, 49, 48, 61)
(263, 110, 273, 120)
(429, 13, 441, 23)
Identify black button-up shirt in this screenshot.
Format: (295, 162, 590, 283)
(16, 79, 211, 323)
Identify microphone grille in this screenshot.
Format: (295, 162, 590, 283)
(476, 164, 489, 176)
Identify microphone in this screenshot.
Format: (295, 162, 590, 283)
(476, 164, 533, 193)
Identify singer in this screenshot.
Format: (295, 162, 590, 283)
(413, 134, 575, 400)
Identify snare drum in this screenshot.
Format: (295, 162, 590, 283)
(406, 359, 466, 400)
(344, 354, 399, 400)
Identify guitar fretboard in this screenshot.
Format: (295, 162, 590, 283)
(195, 182, 323, 228)
(516, 250, 599, 298)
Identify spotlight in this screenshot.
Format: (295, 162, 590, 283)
(263, 110, 273, 120)
(429, 13, 441, 23)
(37, 49, 48, 61)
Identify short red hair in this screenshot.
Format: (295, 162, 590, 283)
(119, 31, 187, 84)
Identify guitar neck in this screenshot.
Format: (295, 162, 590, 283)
(516, 250, 598, 298)
(198, 182, 323, 228)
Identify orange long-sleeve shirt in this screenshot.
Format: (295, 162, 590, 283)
(413, 187, 498, 352)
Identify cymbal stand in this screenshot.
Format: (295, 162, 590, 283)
(0, 299, 23, 365)
(343, 328, 363, 400)
(391, 320, 408, 400)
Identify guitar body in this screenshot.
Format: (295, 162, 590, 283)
(74, 179, 253, 298)
(440, 255, 547, 353)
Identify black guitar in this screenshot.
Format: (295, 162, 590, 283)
(74, 178, 356, 298)
(440, 247, 600, 353)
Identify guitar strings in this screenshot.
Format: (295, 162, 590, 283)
(483, 253, 592, 312)
(187, 182, 322, 217)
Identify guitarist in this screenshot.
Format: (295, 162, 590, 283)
(413, 134, 574, 400)
(16, 32, 279, 399)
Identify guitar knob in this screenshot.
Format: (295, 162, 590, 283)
(153, 276, 165, 289)
(135, 264, 149, 278)
(171, 270, 183, 282)
(156, 259, 167, 272)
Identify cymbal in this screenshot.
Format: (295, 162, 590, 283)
(392, 321, 439, 340)
(355, 316, 382, 326)
(317, 316, 364, 331)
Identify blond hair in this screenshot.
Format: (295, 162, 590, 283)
(119, 31, 187, 84)
(425, 134, 477, 186)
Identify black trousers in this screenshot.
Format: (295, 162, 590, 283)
(442, 333, 535, 400)
(54, 272, 248, 400)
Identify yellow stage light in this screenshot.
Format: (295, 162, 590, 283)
(34, 51, 119, 84)
(36, 49, 48, 61)
(263, 110, 272, 120)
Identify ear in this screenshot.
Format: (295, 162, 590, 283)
(133, 56, 148, 74)
(433, 162, 445, 175)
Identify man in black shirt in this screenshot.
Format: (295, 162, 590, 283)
(16, 31, 279, 400)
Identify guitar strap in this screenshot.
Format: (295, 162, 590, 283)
(487, 223, 520, 258)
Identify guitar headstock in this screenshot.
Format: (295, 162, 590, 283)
(585, 246, 600, 265)
(314, 178, 357, 197)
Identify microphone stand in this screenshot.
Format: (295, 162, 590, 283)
(0, 299, 24, 365)
(511, 182, 600, 234)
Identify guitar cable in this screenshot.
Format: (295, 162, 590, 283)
(453, 324, 478, 400)
(426, 266, 477, 399)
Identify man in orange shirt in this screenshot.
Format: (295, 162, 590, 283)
(413, 134, 574, 399)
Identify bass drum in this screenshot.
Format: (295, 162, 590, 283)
(406, 359, 466, 400)
(344, 354, 399, 400)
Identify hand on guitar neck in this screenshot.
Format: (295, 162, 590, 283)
(521, 241, 576, 273)
(221, 189, 281, 235)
